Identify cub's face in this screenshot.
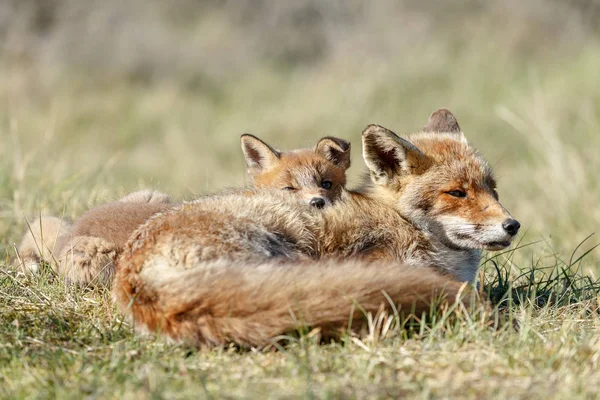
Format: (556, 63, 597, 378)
(241, 135, 351, 208)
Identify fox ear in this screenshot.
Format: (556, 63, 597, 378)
(423, 108, 462, 134)
(314, 136, 351, 170)
(362, 125, 430, 185)
(240, 134, 281, 176)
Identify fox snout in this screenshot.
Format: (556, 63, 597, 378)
(431, 198, 520, 251)
(472, 201, 521, 250)
(301, 192, 331, 209)
(309, 197, 326, 209)
(502, 218, 520, 236)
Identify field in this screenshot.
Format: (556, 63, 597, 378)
(1, 1, 600, 398)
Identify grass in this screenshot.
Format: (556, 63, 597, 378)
(1, 249, 600, 398)
(2, 1, 600, 398)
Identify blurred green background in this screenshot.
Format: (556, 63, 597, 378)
(1, 0, 599, 268)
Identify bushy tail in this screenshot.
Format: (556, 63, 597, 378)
(16, 216, 72, 273)
(114, 259, 471, 347)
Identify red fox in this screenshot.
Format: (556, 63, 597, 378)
(16, 135, 351, 285)
(113, 108, 520, 347)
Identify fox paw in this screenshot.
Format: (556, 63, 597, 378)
(58, 236, 119, 286)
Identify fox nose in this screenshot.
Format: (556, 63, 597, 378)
(502, 219, 521, 236)
(309, 197, 326, 209)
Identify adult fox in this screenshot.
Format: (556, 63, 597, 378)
(114, 108, 520, 347)
(16, 136, 351, 285)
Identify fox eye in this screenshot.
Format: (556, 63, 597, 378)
(321, 181, 332, 190)
(283, 187, 296, 191)
(446, 190, 467, 198)
(492, 189, 499, 199)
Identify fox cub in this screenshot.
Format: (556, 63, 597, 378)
(241, 134, 350, 208)
(16, 135, 351, 286)
(16, 189, 171, 284)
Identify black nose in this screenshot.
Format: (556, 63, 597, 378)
(502, 219, 520, 236)
(309, 197, 326, 209)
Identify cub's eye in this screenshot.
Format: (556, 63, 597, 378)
(446, 190, 467, 198)
(283, 187, 296, 191)
(492, 189, 499, 200)
(321, 181, 333, 190)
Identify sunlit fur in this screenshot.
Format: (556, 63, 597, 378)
(16, 216, 72, 274)
(392, 131, 512, 252)
(113, 109, 510, 347)
(114, 189, 469, 347)
(117, 258, 469, 348)
(365, 130, 515, 245)
(17, 136, 351, 287)
(241, 135, 350, 207)
(15, 190, 172, 285)
(356, 110, 519, 281)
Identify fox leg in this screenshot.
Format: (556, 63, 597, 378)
(16, 216, 72, 274)
(57, 235, 119, 286)
(49, 189, 169, 285)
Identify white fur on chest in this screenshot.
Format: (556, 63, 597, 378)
(429, 241, 481, 283)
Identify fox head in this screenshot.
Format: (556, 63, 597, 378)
(240, 134, 351, 208)
(362, 108, 520, 251)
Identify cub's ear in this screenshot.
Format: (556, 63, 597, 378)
(314, 136, 351, 170)
(423, 108, 462, 133)
(362, 125, 430, 185)
(240, 134, 280, 176)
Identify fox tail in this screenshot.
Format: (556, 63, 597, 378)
(114, 258, 471, 347)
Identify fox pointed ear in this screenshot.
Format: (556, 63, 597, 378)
(314, 136, 351, 170)
(423, 108, 462, 134)
(362, 125, 430, 185)
(240, 134, 281, 176)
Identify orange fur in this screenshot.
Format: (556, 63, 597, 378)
(15, 190, 172, 284)
(116, 258, 470, 347)
(18, 136, 351, 286)
(56, 201, 172, 285)
(241, 135, 350, 208)
(114, 109, 518, 346)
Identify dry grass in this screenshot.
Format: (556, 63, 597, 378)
(1, 260, 600, 399)
(1, 1, 600, 398)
